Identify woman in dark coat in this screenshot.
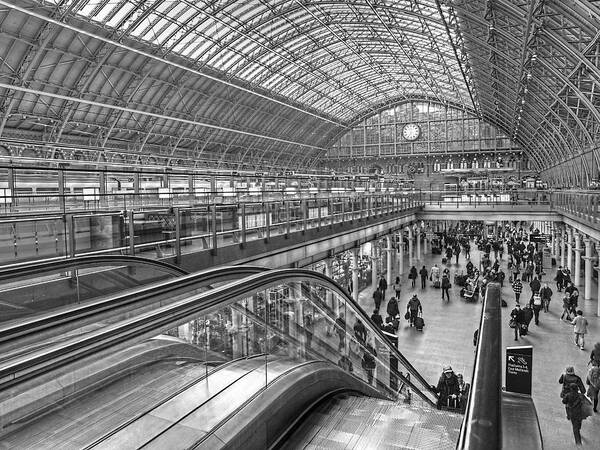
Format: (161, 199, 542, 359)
(562, 383, 583, 446)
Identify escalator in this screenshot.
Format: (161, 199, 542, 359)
(0, 269, 543, 449)
(0, 268, 440, 449)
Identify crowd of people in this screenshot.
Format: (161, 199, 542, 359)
(355, 221, 598, 443)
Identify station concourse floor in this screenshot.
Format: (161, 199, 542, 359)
(354, 244, 600, 449)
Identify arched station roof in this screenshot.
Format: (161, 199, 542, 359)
(0, 0, 598, 181)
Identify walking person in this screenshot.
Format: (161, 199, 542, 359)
(562, 383, 584, 446)
(419, 265, 428, 289)
(386, 296, 400, 322)
(378, 275, 388, 302)
(559, 366, 586, 398)
(512, 277, 523, 304)
(510, 303, 525, 341)
(406, 294, 422, 327)
(393, 276, 402, 299)
(373, 287, 383, 312)
(497, 268, 505, 288)
(586, 360, 600, 413)
(529, 275, 541, 296)
(571, 310, 589, 350)
(409, 266, 418, 288)
(556, 266, 564, 292)
(441, 273, 451, 302)
(561, 295, 573, 321)
(530, 291, 543, 326)
(540, 282, 553, 313)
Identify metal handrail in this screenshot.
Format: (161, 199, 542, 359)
(457, 283, 502, 449)
(0, 254, 187, 282)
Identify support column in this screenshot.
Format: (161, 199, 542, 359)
(567, 228, 573, 275)
(573, 233, 582, 287)
(351, 247, 360, 302)
(371, 241, 378, 289)
(584, 239, 593, 300)
(408, 227, 414, 267)
(416, 225, 421, 263)
(324, 257, 334, 309)
(397, 231, 404, 277)
(560, 230, 566, 268)
(386, 235, 394, 289)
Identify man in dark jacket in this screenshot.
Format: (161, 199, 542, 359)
(406, 295, 422, 327)
(436, 365, 460, 409)
(373, 288, 383, 311)
(540, 283, 553, 313)
(529, 276, 541, 295)
(562, 383, 583, 445)
(556, 266, 564, 292)
(419, 266, 428, 289)
(378, 275, 388, 301)
(521, 303, 534, 334)
(371, 309, 383, 329)
(386, 296, 400, 319)
(441, 273, 451, 302)
(510, 303, 525, 341)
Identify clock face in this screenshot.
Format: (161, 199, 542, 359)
(402, 123, 421, 141)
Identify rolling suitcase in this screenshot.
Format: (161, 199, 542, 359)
(414, 315, 425, 331)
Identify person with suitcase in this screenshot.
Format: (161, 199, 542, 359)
(406, 295, 422, 327)
(435, 365, 460, 409)
(387, 296, 400, 320)
(414, 312, 425, 331)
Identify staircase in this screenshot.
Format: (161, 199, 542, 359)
(281, 394, 463, 449)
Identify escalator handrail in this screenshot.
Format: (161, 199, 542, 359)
(0, 255, 188, 282)
(0, 265, 266, 345)
(456, 282, 502, 450)
(0, 268, 437, 403)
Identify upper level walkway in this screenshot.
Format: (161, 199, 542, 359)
(1, 188, 598, 272)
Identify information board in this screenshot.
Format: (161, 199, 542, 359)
(505, 345, 533, 395)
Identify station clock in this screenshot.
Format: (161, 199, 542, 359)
(402, 123, 421, 141)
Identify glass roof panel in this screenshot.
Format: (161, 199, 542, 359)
(50, 0, 477, 122)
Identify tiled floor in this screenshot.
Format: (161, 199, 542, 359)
(355, 242, 600, 449)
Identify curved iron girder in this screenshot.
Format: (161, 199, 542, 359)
(458, 29, 593, 155)
(454, 5, 595, 144)
(458, 0, 600, 128)
(213, 0, 433, 85)
(468, 51, 585, 157)
(0, 0, 83, 138)
(0, 81, 329, 154)
(0, 0, 343, 127)
(184, 0, 389, 112)
(195, 0, 468, 112)
(476, 97, 567, 167)
(275, 36, 464, 99)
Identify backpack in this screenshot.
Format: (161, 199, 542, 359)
(588, 367, 600, 389)
(533, 295, 542, 306)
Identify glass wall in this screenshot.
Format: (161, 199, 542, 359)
(327, 100, 521, 161)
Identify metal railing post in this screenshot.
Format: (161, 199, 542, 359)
(241, 203, 247, 245)
(174, 207, 181, 263)
(128, 210, 135, 256)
